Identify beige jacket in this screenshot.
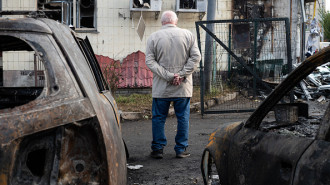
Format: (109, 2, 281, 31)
(146, 24, 201, 98)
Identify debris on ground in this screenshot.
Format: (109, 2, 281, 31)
(294, 62, 330, 101)
(127, 164, 144, 170)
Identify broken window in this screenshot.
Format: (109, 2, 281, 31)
(133, 0, 151, 8)
(175, 0, 207, 17)
(232, 23, 250, 49)
(0, 35, 45, 110)
(37, 0, 96, 30)
(179, 0, 196, 9)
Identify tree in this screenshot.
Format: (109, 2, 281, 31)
(101, 61, 121, 94)
(319, 8, 330, 41)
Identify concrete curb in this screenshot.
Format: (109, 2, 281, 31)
(120, 92, 238, 121)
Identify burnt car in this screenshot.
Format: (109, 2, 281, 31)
(0, 16, 127, 184)
(201, 46, 330, 185)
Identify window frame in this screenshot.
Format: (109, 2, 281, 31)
(37, 0, 97, 32)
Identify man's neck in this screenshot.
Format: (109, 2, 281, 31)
(162, 22, 176, 26)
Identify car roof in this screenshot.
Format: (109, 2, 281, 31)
(0, 17, 53, 34)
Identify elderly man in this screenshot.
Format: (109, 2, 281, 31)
(145, 10, 201, 159)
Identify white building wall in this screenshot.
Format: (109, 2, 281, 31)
(3, 51, 35, 70)
(2, 0, 36, 11)
(76, 0, 232, 60)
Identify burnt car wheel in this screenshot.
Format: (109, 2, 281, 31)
(202, 150, 220, 185)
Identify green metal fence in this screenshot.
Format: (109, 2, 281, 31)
(196, 18, 292, 115)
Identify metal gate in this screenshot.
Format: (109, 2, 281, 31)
(195, 18, 292, 115)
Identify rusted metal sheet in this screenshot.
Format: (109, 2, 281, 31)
(121, 50, 153, 88)
(96, 51, 153, 89)
(0, 17, 127, 185)
(95, 54, 122, 90)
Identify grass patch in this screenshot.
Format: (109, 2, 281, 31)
(203, 83, 237, 100)
(115, 87, 201, 113)
(114, 85, 237, 114)
(115, 93, 153, 112)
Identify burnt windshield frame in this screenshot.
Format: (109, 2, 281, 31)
(75, 36, 108, 92)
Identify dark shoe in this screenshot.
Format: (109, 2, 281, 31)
(176, 151, 190, 158)
(150, 149, 163, 159)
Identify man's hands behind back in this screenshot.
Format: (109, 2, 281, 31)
(172, 74, 185, 86)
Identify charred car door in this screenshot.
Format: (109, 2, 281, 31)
(224, 124, 314, 185)
(292, 104, 330, 185)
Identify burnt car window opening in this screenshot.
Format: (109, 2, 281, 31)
(260, 101, 329, 139)
(37, 0, 96, 29)
(259, 79, 330, 139)
(0, 35, 44, 110)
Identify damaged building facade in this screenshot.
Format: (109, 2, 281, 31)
(210, 0, 325, 73)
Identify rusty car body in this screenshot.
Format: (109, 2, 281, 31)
(0, 16, 127, 184)
(201, 46, 330, 185)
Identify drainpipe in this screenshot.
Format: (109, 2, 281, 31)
(73, 0, 77, 27)
(290, 0, 293, 41)
(212, 40, 217, 83)
(204, 0, 216, 94)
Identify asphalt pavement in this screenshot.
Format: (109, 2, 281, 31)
(121, 111, 252, 185)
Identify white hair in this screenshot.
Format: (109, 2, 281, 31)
(161, 10, 178, 25)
